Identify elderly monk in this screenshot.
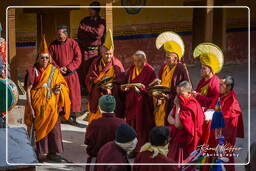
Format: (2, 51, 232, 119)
(152, 31, 190, 126)
(220, 76, 244, 171)
(84, 95, 125, 171)
(122, 50, 156, 154)
(134, 126, 178, 171)
(85, 30, 125, 123)
(192, 43, 224, 145)
(77, 1, 106, 86)
(49, 25, 82, 125)
(24, 37, 71, 162)
(96, 123, 137, 171)
(167, 81, 204, 164)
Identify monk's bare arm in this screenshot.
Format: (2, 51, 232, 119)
(26, 85, 35, 117)
(174, 107, 183, 129)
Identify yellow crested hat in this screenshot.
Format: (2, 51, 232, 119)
(155, 31, 185, 60)
(193, 43, 224, 74)
(39, 35, 49, 55)
(103, 29, 114, 50)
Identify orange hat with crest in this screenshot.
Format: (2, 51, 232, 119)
(37, 35, 52, 62)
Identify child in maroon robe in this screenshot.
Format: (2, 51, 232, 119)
(220, 76, 244, 171)
(134, 126, 178, 171)
(96, 123, 137, 171)
(84, 95, 125, 171)
(168, 81, 204, 164)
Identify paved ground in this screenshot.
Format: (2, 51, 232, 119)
(6, 63, 255, 171)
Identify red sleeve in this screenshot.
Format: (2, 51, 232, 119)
(179, 109, 194, 144)
(196, 79, 220, 109)
(84, 123, 96, 156)
(78, 20, 105, 41)
(24, 68, 35, 90)
(66, 41, 82, 72)
(85, 61, 98, 92)
(48, 44, 60, 68)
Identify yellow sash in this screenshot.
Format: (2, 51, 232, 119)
(155, 65, 176, 126)
(24, 64, 71, 141)
(198, 83, 209, 96)
(131, 67, 142, 80)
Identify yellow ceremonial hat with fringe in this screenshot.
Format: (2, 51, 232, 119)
(39, 35, 49, 55)
(193, 43, 224, 74)
(103, 29, 114, 50)
(155, 31, 185, 60)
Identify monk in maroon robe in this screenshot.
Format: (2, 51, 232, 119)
(85, 46, 125, 121)
(168, 81, 204, 164)
(219, 76, 244, 171)
(49, 25, 82, 124)
(122, 51, 156, 153)
(192, 65, 220, 146)
(134, 126, 178, 171)
(96, 123, 137, 171)
(77, 1, 105, 86)
(84, 95, 125, 171)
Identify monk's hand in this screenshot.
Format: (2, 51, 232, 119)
(30, 107, 35, 119)
(121, 85, 129, 91)
(192, 90, 198, 97)
(174, 96, 180, 107)
(151, 79, 162, 86)
(54, 83, 62, 94)
(60, 67, 67, 74)
(167, 113, 175, 125)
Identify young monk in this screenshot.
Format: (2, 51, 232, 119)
(24, 37, 71, 162)
(84, 95, 125, 171)
(134, 126, 178, 171)
(167, 81, 204, 164)
(96, 123, 137, 171)
(85, 30, 125, 123)
(122, 50, 156, 155)
(220, 76, 244, 171)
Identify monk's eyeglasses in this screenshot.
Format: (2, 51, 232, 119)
(40, 56, 49, 60)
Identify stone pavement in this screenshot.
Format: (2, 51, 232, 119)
(5, 63, 255, 171)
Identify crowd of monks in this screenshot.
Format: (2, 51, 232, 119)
(23, 1, 245, 171)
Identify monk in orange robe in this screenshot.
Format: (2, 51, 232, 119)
(85, 30, 125, 123)
(24, 37, 71, 162)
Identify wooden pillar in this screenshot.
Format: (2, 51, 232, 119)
(8, 8, 17, 82)
(204, 0, 214, 42)
(213, 8, 226, 50)
(105, 1, 113, 31)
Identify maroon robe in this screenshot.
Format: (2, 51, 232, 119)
(85, 56, 125, 118)
(158, 62, 190, 125)
(124, 63, 156, 152)
(77, 16, 106, 83)
(49, 38, 82, 113)
(24, 66, 63, 154)
(195, 75, 220, 145)
(168, 96, 204, 163)
(84, 113, 125, 157)
(134, 151, 178, 171)
(96, 141, 131, 171)
(221, 90, 244, 171)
